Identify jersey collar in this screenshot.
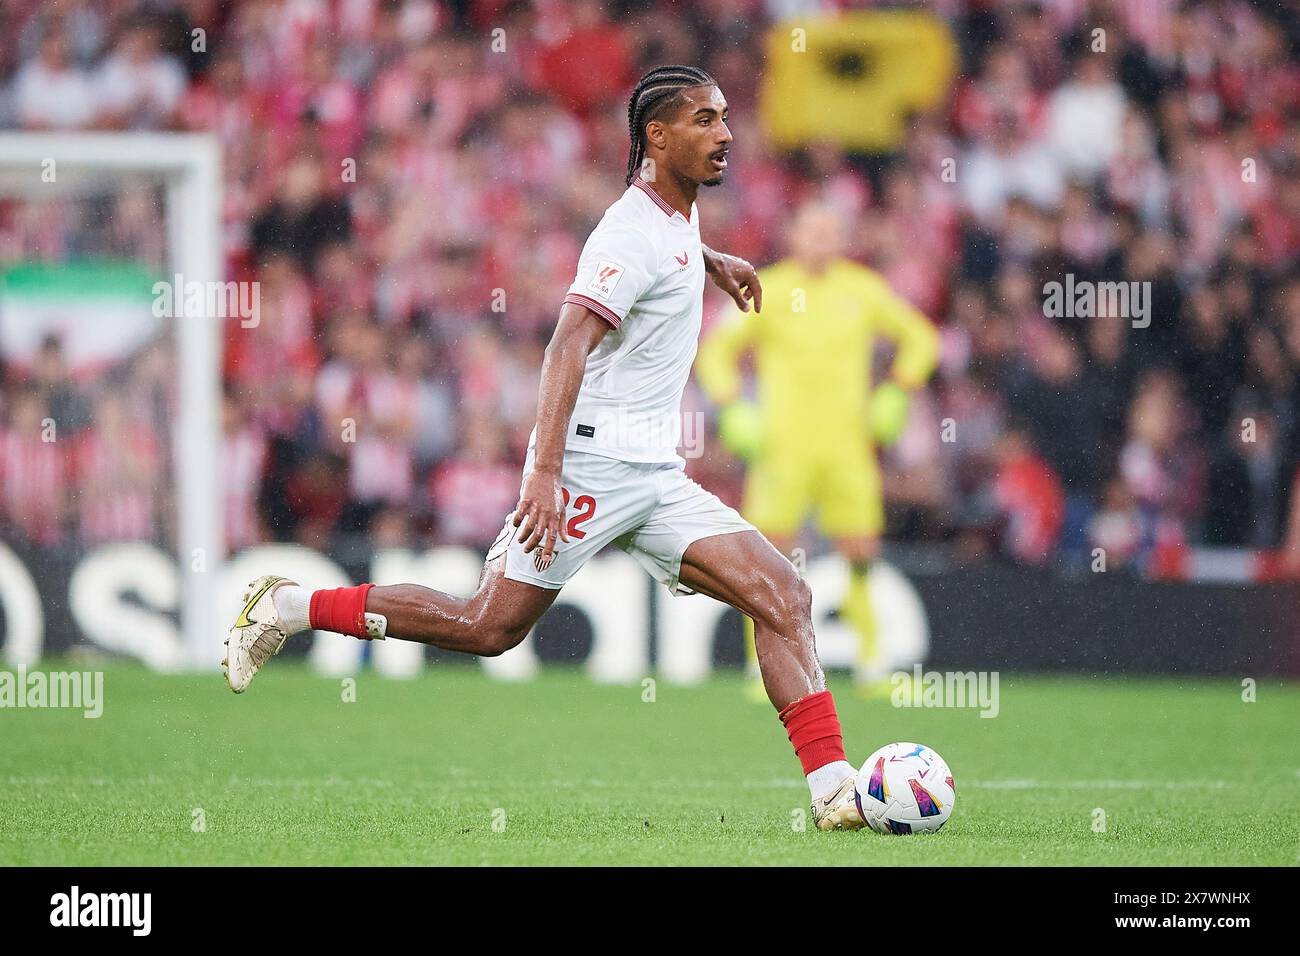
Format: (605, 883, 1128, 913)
(633, 176, 694, 224)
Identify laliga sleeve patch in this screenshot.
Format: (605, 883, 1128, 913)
(587, 261, 625, 300)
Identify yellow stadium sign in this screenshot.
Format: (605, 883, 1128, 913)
(761, 12, 957, 152)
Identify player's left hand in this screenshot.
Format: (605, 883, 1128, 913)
(870, 381, 911, 447)
(718, 400, 765, 460)
(703, 247, 762, 313)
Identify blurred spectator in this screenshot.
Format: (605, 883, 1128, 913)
(249, 156, 351, 273)
(30, 335, 91, 434)
(535, 0, 631, 117)
(1203, 405, 1289, 548)
(1046, 49, 1129, 181)
(1283, 467, 1300, 576)
(430, 411, 520, 547)
(0, 386, 67, 546)
(73, 390, 161, 546)
(284, 451, 348, 549)
(223, 389, 268, 552)
(13, 23, 96, 130)
(1007, 323, 1104, 559)
(1088, 477, 1143, 570)
(991, 425, 1065, 565)
(0, 0, 1296, 574)
(1176, 284, 1245, 439)
(313, 317, 417, 524)
(1119, 369, 1200, 560)
(961, 115, 1064, 223)
(94, 15, 186, 130)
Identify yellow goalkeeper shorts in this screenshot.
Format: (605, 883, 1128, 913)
(742, 447, 884, 540)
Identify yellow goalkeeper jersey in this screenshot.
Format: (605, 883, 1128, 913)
(696, 258, 940, 453)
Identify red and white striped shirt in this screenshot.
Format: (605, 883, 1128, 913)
(73, 426, 162, 545)
(431, 458, 520, 547)
(223, 425, 268, 550)
(0, 430, 68, 546)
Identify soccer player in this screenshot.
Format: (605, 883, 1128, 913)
(225, 66, 865, 831)
(696, 201, 939, 698)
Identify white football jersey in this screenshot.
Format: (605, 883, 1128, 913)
(531, 176, 705, 463)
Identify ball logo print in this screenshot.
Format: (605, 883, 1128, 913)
(853, 742, 955, 835)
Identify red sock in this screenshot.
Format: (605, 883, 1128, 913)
(779, 690, 848, 776)
(309, 584, 375, 638)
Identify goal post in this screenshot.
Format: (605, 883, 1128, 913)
(0, 132, 224, 669)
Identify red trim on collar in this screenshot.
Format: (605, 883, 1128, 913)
(633, 177, 689, 221)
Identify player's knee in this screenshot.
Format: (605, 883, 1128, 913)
(476, 621, 529, 657)
(476, 626, 510, 657)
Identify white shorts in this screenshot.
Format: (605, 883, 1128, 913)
(486, 448, 755, 595)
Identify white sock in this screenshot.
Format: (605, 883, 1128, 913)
(807, 760, 857, 801)
(272, 585, 312, 635)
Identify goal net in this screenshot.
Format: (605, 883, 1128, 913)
(0, 133, 222, 669)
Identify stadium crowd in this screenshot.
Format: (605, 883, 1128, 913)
(1, 0, 1299, 576)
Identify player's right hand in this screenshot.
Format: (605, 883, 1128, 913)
(513, 469, 570, 564)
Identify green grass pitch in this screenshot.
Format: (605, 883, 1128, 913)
(1, 663, 1297, 865)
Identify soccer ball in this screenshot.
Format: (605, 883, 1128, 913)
(854, 742, 955, 835)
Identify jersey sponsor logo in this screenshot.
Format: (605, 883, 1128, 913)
(587, 261, 624, 299)
(575, 423, 595, 437)
(675, 252, 689, 267)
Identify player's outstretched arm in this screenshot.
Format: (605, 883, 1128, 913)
(702, 245, 762, 313)
(515, 302, 612, 564)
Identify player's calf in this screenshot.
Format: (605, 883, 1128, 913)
(756, 578, 864, 829)
(356, 566, 556, 656)
(678, 532, 864, 830)
(224, 563, 555, 693)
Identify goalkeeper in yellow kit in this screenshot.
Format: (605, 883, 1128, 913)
(696, 201, 939, 697)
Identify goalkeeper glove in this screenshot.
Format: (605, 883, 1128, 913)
(717, 400, 764, 461)
(870, 381, 911, 446)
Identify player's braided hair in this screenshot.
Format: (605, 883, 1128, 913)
(625, 65, 717, 186)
